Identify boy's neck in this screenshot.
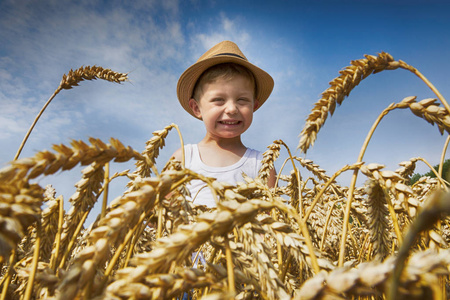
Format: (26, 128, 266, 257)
(197, 135, 248, 167)
(199, 135, 246, 152)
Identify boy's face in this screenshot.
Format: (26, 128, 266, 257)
(189, 75, 259, 140)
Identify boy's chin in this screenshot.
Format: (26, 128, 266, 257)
(214, 132, 244, 140)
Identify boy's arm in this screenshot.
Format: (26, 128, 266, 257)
(267, 167, 277, 188)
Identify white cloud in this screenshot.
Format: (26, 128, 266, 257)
(0, 0, 190, 165)
(189, 14, 251, 58)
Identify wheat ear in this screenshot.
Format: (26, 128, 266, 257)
(258, 141, 281, 184)
(0, 138, 143, 261)
(365, 179, 391, 260)
(14, 66, 128, 161)
(299, 54, 450, 154)
(296, 248, 450, 300)
(237, 222, 290, 299)
(298, 52, 399, 153)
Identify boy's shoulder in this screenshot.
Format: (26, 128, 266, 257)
(171, 147, 184, 161)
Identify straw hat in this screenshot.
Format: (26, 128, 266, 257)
(177, 41, 274, 118)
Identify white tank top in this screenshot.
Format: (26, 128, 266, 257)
(184, 144, 263, 207)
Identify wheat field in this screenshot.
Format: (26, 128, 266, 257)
(0, 54, 449, 300)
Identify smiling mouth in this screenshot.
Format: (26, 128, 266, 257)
(219, 120, 241, 125)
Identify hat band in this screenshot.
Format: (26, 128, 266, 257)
(214, 53, 247, 61)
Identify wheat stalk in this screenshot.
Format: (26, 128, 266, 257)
(13, 66, 128, 161)
(0, 138, 143, 263)
(439, 135, 450, 178)
(56, 170, 187, 299)
(57, 162, 104, 269)
(236, 222, 290, 299)
(388, 190, 450, 300)
(298, 53, 450, 154)
(57, 66, 128, 91)
(337, 96, 449, 266)
(103, 196, 277, 298)
(298, 52, 399, 153)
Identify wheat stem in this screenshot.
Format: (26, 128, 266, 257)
(104, 211, 147, 278)
(383, 185, 403, 245)
(357, 232, 371, 262)
(191, 244, 205, 268)
(275, 140, 298, 176)
(13, 66, 127, 161)
(14, 91, 59, 160)
(225, 235, 236, 296)
(23, 222, 41, 300)
(399, 60, 450, 113)
(276, 239, 283, 275)
(122, 230, 139, 269)
(280, 253, 293, 282)
(58, 209, 89, 271)
(156, 195, 163, 239)
(274, 157, 289, 188)
(271, 197, 320, 273)
(319, 201, 337, 251)
(338, 103, 398, 266)
(123, 213, 153, 268)
(172, 124, 185, 167)
(278, 141, 302, 214)
(303, 163, 360, 222)
(0, 249, 16, 300)
(101, 162, 110, 218)
(416, 157, 448, 190)
(439, 135, 450, 178)
(49, 195, 65, 271)
(388, 191, 450, 300)
(295, 169, 303, 215)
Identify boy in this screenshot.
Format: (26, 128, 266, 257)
(172, 40, 276, 207)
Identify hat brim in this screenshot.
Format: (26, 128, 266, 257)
(177, 55, 274, 119)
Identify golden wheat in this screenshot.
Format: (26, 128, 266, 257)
(1, 57, 450, 300)
(296, 248, 450, 300)
(298, 52, 399, 153)
(57, 65, 128, 91)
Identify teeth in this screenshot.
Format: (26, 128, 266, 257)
(221, 121, 239, 125)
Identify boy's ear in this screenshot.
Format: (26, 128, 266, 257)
(189, 98, 202, 119)
(253, 99, 260, 111)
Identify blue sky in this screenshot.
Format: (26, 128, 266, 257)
(1, 0, 449, 221)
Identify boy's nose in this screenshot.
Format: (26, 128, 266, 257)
(224, 101, 238, 114)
